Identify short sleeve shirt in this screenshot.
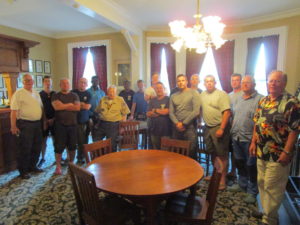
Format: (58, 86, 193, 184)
(11, 88, 43, 121)
(119, 89, 135, 110)
(148, 96, 171, 136)
(72, 89, 92, 124)
(39, 90, 56, 119)
(253, 93, 300, 162)
(133, 91, 148, 113)
(96, 96, 130, 122)
(51, 92, 80, 126)
(201, 89, 231, 127)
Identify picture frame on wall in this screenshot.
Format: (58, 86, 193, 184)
(35, 60, 43, 73)
(0, 76, 3, 88)
(28, 59, 34, 73)
(115, 60, 130, 86)
(44, 61, 51, 74)
(17, 76, 23, 88)
(36, 75, 43, 88)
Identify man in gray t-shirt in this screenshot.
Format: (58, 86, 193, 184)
(201, 75, 231, 190)
(169, 74, 201, 159)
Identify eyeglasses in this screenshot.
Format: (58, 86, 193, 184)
(268, 80, 282, 84)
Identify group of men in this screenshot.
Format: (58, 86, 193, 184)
(10, 70, 299, 225)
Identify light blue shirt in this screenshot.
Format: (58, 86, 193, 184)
(231, 91, 263, 142)
(87, 86, 105, 114)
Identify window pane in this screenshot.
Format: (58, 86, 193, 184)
(160, 48, 170, 94)
(254, 44, 267, 96)
(83, 49, 96, 83)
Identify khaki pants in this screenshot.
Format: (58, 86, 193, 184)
(257, 159, 290, 225)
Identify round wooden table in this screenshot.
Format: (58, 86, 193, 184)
(86, 150, 204, 225)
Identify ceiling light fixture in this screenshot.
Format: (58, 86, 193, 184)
(169, 0, 226, 54)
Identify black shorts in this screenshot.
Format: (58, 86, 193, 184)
(54, 122, 77, 154)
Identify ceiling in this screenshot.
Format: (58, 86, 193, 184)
(0, 0, 300, 38)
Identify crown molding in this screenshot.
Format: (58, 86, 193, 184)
(53, 27, 117, 39)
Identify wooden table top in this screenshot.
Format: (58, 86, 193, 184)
(86, 150, 204, 197)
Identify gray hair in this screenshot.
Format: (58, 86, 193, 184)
(204, 74, 216, 82)
(243, 75, 256, 84)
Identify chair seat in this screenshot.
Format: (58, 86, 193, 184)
(165, 192, 209, 222)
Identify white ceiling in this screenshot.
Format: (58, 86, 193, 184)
(0, 0, 300, 38)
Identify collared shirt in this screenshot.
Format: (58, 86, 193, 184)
(229, 90, 243, 109)
(87, 86, 105, 113)
(253, 93, 300, 162)
(11, 88, 43, 121)
(200, 89, 230, 127)
(231, 91, 263, 142)
(119, 89, 135, 110)
(96, 96, 130, 122)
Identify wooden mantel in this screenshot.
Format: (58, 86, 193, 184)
(0, 34, 39, 99)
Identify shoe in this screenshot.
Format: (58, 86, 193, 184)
(219, 183, 226, 191)
(20, 173, 31, 179)
(54, 167, 62, 175)
(226, 172, 237, 180)
(244, 193, 257, 204)
(29, 167, 44, 173)
(227, 184, 246, 193)
(204, 176, 211, 181)
(37, 159, 45, 168)
(61, 159, 69, 167)
(252, 210, 263, 219)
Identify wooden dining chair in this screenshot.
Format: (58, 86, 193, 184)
(197, 125, 211, 176)
(160, 137, 191, 156)
(83, 138, 112, 164)
(164, 158, 223, 225)
(69, 162, 141, 225)
(119, 121, 140, 150)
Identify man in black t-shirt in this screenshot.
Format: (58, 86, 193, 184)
(72, 78, 91, 164)
(119, 80, 135, 111)
(38, 76, 55, 168)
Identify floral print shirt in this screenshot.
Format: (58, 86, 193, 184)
(253, 93, 300, 162)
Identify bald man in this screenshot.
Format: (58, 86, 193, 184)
(72, 78, 91, 164)
(250, 71, 300, 225)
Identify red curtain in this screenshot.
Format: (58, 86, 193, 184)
(90, 46, 107, 92)
(263, 35, 279, 77)
(150, 43, 165, 78)
(213, 40, 235, 93)
(185, 49, 205, 85)
(245, 37, 263, 76)
(164, 44, 176, 89)
(72, 47, 88, 89)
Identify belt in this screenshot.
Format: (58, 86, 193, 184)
(18, 119, 40, 123)
(205, 124, 220, 128)
(100, 120, 119, 124)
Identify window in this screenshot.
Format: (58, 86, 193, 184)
(199, 47, 222, 91)
(83, 48, 96, 83)
(160, 48, 170, 94)
(254, 44, 267, 96)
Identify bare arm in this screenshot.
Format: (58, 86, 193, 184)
(66, 102, 80, 111)
(155, 108, 169, 115)
(52, 100, 72, 111)
(249, 126, 257, 157)
(215, 109, 231, 138)
(277, 130, 299, 166)
(129, 103, 136, 119)
(10, 110, 19, 135)
(80, 102, 91, 110)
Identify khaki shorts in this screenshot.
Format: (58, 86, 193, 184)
(204, 125, 230, 157)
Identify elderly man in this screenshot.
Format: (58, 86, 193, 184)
(94, 85, 130, 152)
(169, 74, 201, 159)
(250, 71, 300, 225)
(228, 75, 263, 204)
(72, 78, 91, 164)
(10, 74, 44, 179)
(200, 75, 231, 190)
(52, 78, 80, 175)
(147, 82, 171, 149)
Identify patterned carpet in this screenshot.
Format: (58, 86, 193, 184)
(0, 142, 263, 225)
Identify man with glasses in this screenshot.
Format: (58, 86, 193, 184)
(250, 70, 300, 225)
(10, 74, 44, 179)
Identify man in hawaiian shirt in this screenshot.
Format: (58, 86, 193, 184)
(249, 70, 300, 225)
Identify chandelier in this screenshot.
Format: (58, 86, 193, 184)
(169, 0, 226, 54)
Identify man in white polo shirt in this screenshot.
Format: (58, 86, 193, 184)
(10, 74, 44, 179)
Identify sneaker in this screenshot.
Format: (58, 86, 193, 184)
(227, 184, 246, 193)
(37, 159, 45, 168)
(244, 193, 257, 204)
(252, 210, 263, 219)
(54, 167, 62, 175)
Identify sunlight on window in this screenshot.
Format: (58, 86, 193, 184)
(83, 49, 96, 83)
(199, 47, 222, 91)
(254, 44, 267, 96)
(160, 48, 170, 94)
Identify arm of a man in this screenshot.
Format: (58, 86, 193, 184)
(169, 96, 178, 124)
(10, 110, 19, 135)
(215, 109, 231, 138)
(277, 130, 299, 166)
(52, 100, 71, 111)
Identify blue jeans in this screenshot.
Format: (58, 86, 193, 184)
(232, 139, 258, 195)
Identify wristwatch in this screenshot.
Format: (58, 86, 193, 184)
(282, 150, 292, 156)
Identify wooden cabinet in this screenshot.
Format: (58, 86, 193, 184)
(0, 109, 17, 174)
